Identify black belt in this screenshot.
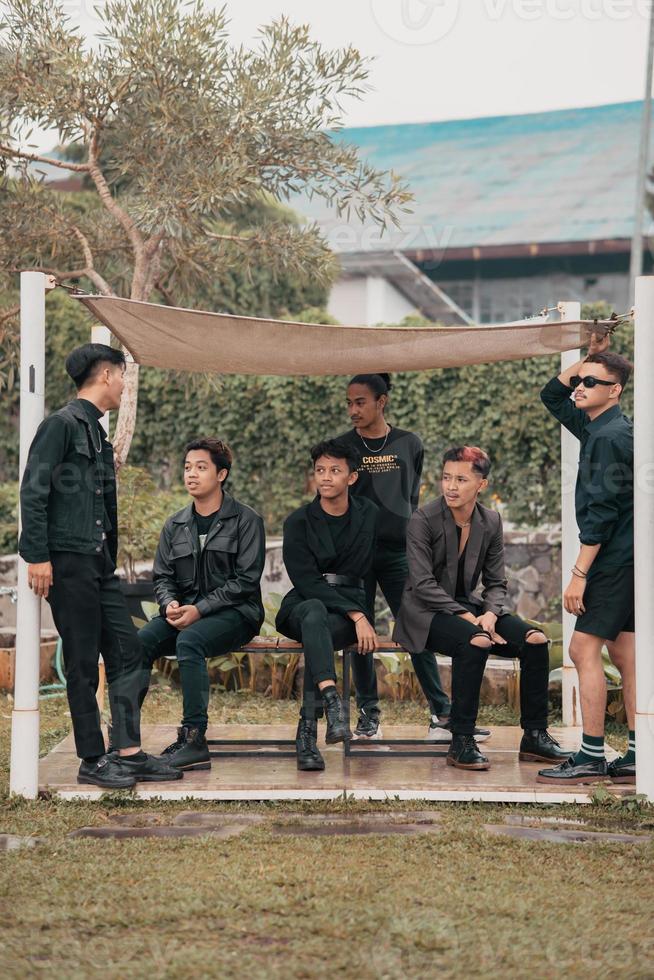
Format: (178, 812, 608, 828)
(323, 573, 364, 589)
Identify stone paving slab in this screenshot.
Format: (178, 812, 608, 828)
(483, 824, 651, 845)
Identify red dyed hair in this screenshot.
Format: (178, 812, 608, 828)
(442, 445, 491, 478)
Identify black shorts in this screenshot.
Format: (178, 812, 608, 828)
(575, 565, 634, 641)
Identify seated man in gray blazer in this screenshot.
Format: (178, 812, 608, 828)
(394, 446, 569, 771)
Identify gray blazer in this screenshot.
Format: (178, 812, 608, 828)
(393, 497, 508, 653)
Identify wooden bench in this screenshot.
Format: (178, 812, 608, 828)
(206, 636, 449, 760)
(206, 638, 303, 758)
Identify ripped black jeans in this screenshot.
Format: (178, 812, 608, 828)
(425, 604, 550, 735)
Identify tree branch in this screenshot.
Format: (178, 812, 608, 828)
(87, 131, 144, 259)
(0, 304, 20, 326)
(0, 144, 90, 173)
(154, 279, 176, 307)
(71, 225, 115, 296)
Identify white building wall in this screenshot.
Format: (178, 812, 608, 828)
(328, 275, 416, 326)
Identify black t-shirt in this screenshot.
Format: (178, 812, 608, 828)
(336, 425, 424, 546)
(193, 506, 220, 549)
(323, 509, 351, 554)
(455, 525, 467, 600)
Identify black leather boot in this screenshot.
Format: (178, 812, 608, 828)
(519, 729, 570, 763)
(157, 726, 211, 771)
(446, 733, 490, 770)
(296, 718, 325, 771)
(322, 687, 352, 744)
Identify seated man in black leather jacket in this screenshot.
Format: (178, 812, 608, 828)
(139, 437, 265, 770)
(276, 439, 380, 772)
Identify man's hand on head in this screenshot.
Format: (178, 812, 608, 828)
(27, 562, 53, 599)
(169, 605, 201, 630)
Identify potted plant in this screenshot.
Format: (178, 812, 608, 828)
(116, 466, 186, 620)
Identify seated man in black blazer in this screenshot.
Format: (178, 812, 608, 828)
(276, 439, 379, 771)
(394, 446, 569, 772)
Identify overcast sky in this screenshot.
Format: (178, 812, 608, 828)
(30, 0, 651, 148)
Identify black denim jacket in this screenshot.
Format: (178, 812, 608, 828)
(19, 400, 117, 564)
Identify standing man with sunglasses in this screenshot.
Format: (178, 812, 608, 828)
(538, 333, 635, 785)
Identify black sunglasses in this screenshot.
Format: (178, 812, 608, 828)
(569, 375, 616, 390)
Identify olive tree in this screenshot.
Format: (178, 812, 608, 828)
(0, 0, 411, 461)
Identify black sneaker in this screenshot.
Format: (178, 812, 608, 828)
(77, 754, 136, 789)
(353, 707, 382, 740)
(446, 734, 491, 771)
(536, 756, 608, 784)
(427, 718, 491, 743)
(118, 753, 184, 782)
(158, 726, 211, 771)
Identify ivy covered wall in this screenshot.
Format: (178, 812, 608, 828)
(1, 291, 633, 543)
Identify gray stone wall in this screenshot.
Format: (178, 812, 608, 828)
(0, 527, 562, 629)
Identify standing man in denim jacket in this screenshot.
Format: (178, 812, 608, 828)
(19, 343, 181, 789)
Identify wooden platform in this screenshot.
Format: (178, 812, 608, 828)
(39, 724, 626, 804)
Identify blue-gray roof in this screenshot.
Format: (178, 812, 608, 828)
(299, 101, 648, 252)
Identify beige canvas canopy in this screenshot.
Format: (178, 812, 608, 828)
(76, 295, 593, 375)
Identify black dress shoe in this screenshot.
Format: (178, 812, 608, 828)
(322, 688, 352, 744)
(607, 758, 636, 785)
(77, 754, 136, 789)
(446, 734, 490, 771)
(519, 729, 570, 763)
(158, 726, 211, 771)
(118, 753, 184, 781)
(296, 718, 325, 772)
(537, 756, 608, 784)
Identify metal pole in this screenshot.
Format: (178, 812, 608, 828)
(9, 272, 48, 797)
(558, 302, 581, 727)
(634, 276, 654, 801)
(628, 2, 654, 306)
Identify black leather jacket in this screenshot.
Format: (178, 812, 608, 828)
(152, 493, 265, 630)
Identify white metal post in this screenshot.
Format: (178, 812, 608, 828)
(558, 302, 581, 727)
(9, 272, 48, 797)
(634, 276, 654, 801)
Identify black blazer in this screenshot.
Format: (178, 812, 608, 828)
(393, 497, 508, 653)
(276, 495, 378, 635)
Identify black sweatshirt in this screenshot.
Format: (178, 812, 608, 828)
(336, 426, 424, 546)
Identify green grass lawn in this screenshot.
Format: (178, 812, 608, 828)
(1, 688, 652, 979)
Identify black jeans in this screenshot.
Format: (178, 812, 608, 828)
(425, 606, 550, 735)
(282, 599, 357, 720)
(47, 545, 145, 758)
(139, 608, 254, 732)
(362, 541, 452, 717)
